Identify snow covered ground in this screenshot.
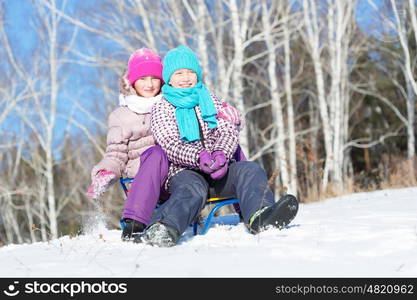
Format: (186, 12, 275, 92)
(1, 187, 416, 278)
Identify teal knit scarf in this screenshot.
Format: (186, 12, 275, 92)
(162, 82, 218, 142)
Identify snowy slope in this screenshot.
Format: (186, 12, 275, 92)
(1, 187, 416, 278)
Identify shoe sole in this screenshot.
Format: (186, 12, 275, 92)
(260, 194, 299, 231)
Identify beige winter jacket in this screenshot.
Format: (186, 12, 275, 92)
(90, 75, 156, 180)
(91, 106, 155, 180)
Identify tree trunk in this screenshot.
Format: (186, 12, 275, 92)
(46, 0, 59, 239)
(230, 0, 250, 155)
(196, 0, 212, 89)
(261, 1, 290, 195)
(406, 79, 416, 178)
(283, 3, 298, 196)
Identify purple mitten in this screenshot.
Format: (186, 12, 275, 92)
(86, 170, 117, 199)
(199, 150, 214, 174)
(210, 151, 227, 171)
(210, 164, 228, 180)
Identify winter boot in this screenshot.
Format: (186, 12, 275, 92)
(133, 222, 180, 247)
(248, 194, 299, 234)
(121, 218, 146, 241)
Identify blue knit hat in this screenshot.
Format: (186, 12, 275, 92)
(162, 45, 202, 84)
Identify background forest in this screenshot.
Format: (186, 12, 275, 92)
(0, 0, 416, 246)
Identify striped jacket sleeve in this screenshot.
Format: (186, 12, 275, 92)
(151, 99, 204, 168)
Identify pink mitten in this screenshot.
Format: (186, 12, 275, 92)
(86, 170, 117, 199)
(217, 102, 241, 125)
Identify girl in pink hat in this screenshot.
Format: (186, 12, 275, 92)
(86, 48, 244, 240)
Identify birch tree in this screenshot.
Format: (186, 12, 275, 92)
(10, 0, 81, 239)
(327, 0, 356, 187)
(261, 1, 290, 194)
(228, 0, 252, 155)
(364, 0, 417, 179)
(282, 2, 299, 195)
(390, 0, 416, 177)
(301, 0, 357, 191)
(302, 0, 332, 190)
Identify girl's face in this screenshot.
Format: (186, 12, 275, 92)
(169, 69, 197, 88)
(134, 76, 162, 97)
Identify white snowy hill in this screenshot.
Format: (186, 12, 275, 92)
(1, 187, 416, 277)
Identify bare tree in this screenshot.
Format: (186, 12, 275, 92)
(327, 0, 356, 187)
(301, 0, 332, 191)
(261, 1, 290, 194)
(301, 0, 358, 191)
(282, 1, 300, 195)
(364, 0, 416, 180)
(390, 0, 416, 177)
(3, 0, 82, 239)
(228, 0, 252, 155)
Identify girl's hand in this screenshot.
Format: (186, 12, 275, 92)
(217, 102, 241, 126)
(86, 170, 117, 199)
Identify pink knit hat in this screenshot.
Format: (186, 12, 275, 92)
(126, 48, 163, 85)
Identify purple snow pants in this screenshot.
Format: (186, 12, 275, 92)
(122, 145, 246, 225)
(122, 145, 169, 224)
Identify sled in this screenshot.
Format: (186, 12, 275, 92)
(119, 177, 239, 235)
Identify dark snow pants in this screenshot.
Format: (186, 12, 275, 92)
(149, 161, 276, 236)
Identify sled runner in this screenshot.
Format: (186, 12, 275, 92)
(119, 177, 239, 235)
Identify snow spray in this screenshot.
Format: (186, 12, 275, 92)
(82, 200, 108, 236)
